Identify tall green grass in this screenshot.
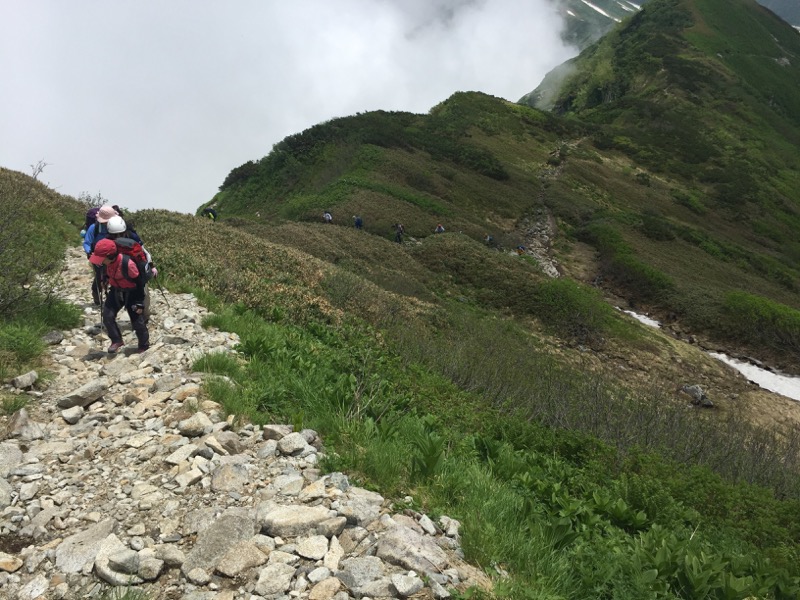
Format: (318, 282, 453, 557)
(189, 302, 800, 599)
(0, 296, 82, 380)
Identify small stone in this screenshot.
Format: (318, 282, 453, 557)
(187, 567, 211, 585)
(0, 552, 23, 573)
(61, 406, 84, 424)
(138, 557, 164, 580)
(12, 370, 38, 389)
(391, 573, 424, 597)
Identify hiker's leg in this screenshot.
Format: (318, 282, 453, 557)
(102, 290, 123, 343)
(126, 288, 150, 350)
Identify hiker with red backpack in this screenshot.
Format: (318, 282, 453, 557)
(90, 235, 157, 354)
(106, 215, 154, 322)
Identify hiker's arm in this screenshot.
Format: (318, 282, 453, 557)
(83, 226, 94, 255)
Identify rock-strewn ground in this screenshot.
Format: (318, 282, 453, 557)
(0, 247, 491, 600)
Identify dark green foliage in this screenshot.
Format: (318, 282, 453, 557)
(219, 160, 259, 191)
(722, 291, 800, 353)
(579, 222, 676, 303)
(671, 188, 707, 214)
(0, 169, 81, 319)
(530, 278, 616, 342)
(640, 209, 676, 241)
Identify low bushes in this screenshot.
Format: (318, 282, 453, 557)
(530, 277, 616, 342)
(579, 222, 676, 304)
(722, 291, 800, 354)
(0, 169, 83, 380)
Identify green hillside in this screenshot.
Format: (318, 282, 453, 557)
(4, 0, 800, 597)
(206, 0, 800, 375)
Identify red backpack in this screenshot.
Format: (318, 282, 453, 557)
(114, 237, 154, 285)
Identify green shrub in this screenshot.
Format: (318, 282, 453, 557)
(0, 324, 45, 364)
(531, 278, 615, 342)
(1, 394, 29, 415)
(640, 210, 676, 241)
(671, 188, 707, 214)
(579, 222, 676, 303)
(722, 291, 800, 353)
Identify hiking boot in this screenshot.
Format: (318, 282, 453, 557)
(108, 341, 125, 354)
(137, 346, 149, 354)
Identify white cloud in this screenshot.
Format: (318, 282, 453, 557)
(0, 0, 574, 214)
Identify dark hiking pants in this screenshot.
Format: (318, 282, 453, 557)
(103, 286, 150, 350)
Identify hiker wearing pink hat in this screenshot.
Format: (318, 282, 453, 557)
(82, 205, 119, 305)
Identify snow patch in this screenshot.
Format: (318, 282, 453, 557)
(580, 0, 621, 22)
(709, 353, 800, 402)
(622, 310, 660, 328)
(622, 309, 800, 401)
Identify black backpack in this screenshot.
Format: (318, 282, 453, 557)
(84, 207, 99, 231)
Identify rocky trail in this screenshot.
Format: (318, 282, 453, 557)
(0, 247, 489, 600)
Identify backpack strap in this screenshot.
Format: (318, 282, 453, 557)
(121, 255, 137, 284)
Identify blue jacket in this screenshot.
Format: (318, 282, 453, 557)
(83, 223, 142, 254)
(83, 223, 107, 254)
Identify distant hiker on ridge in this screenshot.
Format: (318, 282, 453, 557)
(323, 211, 333, 224)
(353, 215, 363, 230)
(202, 207, 218, 221)
(434, 223, 445, 234)
(393, 223, 405, 243)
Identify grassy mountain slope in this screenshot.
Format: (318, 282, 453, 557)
(525, 0, 800, 109)
(206, 1, 800, 373)
(0, 168, 86, 379)
(7, 0, 800, 595)
(534, 0, 800, 363)
(4, 160, 800, 597)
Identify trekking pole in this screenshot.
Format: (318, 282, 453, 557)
(98, 283, 105, 332)
(151, 276, 171, 310)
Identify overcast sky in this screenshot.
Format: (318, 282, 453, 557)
(0, 1, 575, 215)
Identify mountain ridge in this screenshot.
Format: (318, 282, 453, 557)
(4, 0, 800, 596)
(553, 0, 798, 53)
(203, 1, 800, 376)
